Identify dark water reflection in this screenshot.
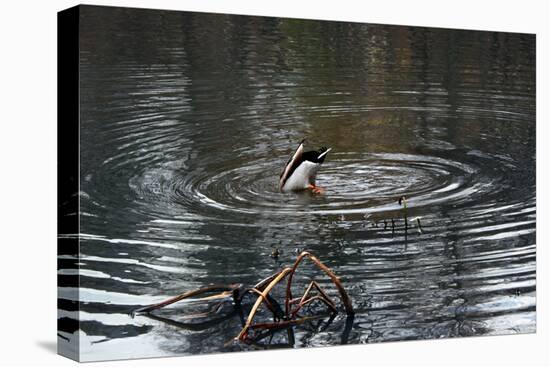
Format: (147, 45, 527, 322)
(59, 6, 535, 361)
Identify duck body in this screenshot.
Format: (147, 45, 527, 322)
(279, 140, 331, 193)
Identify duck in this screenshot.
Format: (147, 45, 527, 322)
(278, 140, 332, 194)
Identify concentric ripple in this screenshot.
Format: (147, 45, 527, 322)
(129, 152, 484, 216)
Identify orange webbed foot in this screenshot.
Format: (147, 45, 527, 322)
(308, 184, 325, 195)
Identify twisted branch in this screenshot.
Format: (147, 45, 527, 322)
(236, 267, 293, 341)
(285, 252, 354, 316)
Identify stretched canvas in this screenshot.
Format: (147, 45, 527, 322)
(57, 5, 536, 362)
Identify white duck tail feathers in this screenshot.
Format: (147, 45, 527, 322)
(317, 147, 332, 160)
(281, 160, 320, 191)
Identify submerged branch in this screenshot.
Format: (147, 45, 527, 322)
(285, 251, 354, 316)
(132, 251, 355, 346)
(133, 284, 241, 315)
(250, 314, 330, 331)
(236, 267, 293, 341)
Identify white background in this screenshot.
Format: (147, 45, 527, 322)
(0, 0, 547, 365)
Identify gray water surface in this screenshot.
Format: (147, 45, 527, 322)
(58, 6, 535, 361)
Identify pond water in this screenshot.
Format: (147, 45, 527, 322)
(58, 6, 536, 361)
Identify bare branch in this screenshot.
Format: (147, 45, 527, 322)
(236, 267, 293, 341)
(285, 252, 354, 316)
(133, 284, 240, 315)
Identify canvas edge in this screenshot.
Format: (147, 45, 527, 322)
(57, 4, 81, 362)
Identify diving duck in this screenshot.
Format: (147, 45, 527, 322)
(278, 140, 331, 194)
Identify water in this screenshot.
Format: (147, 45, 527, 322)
(58, 6, 536, 361)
